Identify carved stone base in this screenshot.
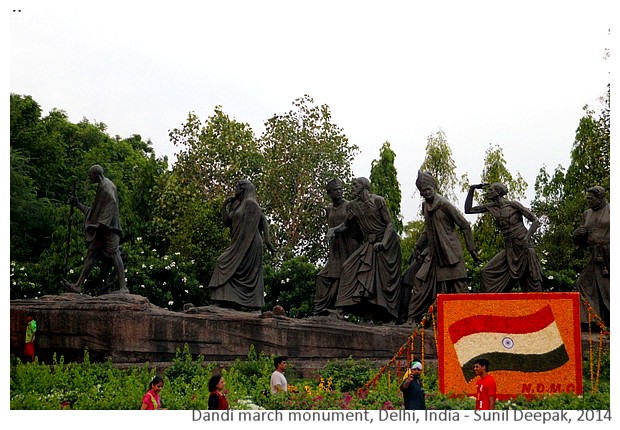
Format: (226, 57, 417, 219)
(10, 293, 433, 377)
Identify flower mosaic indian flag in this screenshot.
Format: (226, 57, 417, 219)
(437, 292, 582, 400)
(449, 304, 570, 381)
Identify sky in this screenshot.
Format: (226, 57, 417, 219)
(7, 0, 612, 224)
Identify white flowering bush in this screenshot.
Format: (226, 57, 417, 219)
(10, 236, 209, 310)
(263, 256, 319, 318)
(10, 261, 43, 300)
(123, 237, 207, 311)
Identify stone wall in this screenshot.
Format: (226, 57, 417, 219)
(10, 293, 435, 377)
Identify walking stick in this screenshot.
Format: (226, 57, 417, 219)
(64, 181, 77, 277)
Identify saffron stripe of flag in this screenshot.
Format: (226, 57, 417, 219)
(449, 305, 555, 344)
(448, 305, 569, 381)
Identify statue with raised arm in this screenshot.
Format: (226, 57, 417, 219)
(208, 179, 276, 311)
(314, 179, 362, 316)
(62, 164, 128, 294)
(465, 182, 543, 293)
(329, 177, 402, 322)
(407, 171, 479, 324)
(572, 186, 610, 328)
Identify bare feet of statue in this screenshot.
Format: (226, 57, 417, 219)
(117, 286, 129, 293)
(61, 279, 80, 294)
(325, 309, 344, 320)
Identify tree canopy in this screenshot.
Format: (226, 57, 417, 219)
(259, 94, 358, 263)
(419, 130, 458, 201)
(464, 143, 529, 264)
(531, 86, 610, 291)
(10, 87, 610, 312)
(369, 141, 403, 234)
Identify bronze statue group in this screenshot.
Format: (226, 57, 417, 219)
(63, 165, 610, 330)
(314, 171, 550, 326)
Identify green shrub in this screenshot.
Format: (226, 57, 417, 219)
(319, 356, 377, 393)
(10, 346, 610, 410)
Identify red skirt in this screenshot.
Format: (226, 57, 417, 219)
(24, 342, 35, 357)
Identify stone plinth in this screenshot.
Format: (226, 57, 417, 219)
(10, 293, 434, 376)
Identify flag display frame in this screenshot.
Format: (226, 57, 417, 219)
(437, 292, 583, 400)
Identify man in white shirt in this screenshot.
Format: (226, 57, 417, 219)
(270, 356, 288, 394)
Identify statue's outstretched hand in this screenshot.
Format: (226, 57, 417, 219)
(470, 251, 482, 265)
(325, 227, 337, 243)
(266, 242, 277, 254)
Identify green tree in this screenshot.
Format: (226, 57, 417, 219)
(10, 94, 173, 300)
(264, 256, 319, 318)
(37, 131, 169, 296)
(152, 174, 227, 288)
(419, 130, 458, 201)
(258, 95, 358, 263)
(10, 148, 57, 261)
(462, 143, 529, 263)
(402, 130, 461, 271)
(116, 141, 169, 246)
(369, 141, 403, 234)
(10, 95, 70, 200)
(532, 86, 610, 291)
(169, 107, 263, 199)
(400, 219, 424, 270)
(10, 95, 70, 262)
(158, 107, 263, 287)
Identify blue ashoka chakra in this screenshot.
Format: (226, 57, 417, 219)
(502, 337, 514, 349)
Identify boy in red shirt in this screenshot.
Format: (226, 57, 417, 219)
(474, 358, 496, 410)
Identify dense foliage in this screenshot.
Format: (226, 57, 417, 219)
(419, 130, 459, 202)
(9, 87, 611, 312)
(531, 87, 610, 292)
(259, 95, 359, 263)
(369, 141, 403, 234)
(10, 346, 610, 410)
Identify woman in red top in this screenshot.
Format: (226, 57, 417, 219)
(208, 374, 229, 410)
(141, 376, 167, 410)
